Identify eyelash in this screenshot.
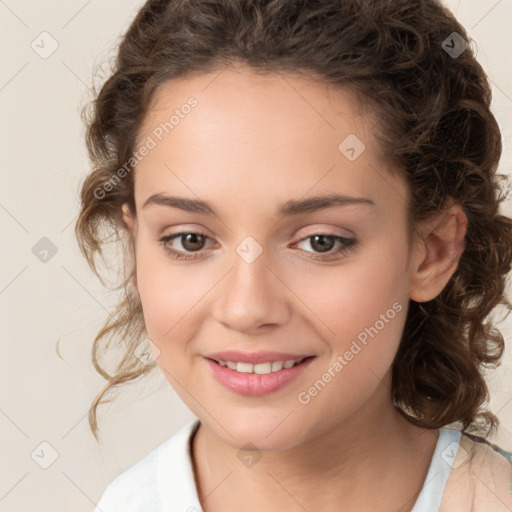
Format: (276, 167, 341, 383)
(158, 232, 356, 261)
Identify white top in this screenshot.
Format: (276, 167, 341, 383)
(93, 419, 512, 512)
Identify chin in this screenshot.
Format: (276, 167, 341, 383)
(208, 413, 310, 452)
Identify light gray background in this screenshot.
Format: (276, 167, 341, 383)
(0, 1, 511, 511)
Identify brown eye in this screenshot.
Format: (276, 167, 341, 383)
(179, 233, 207, 251)
(158, 232, 212, 260)
(309, 235, 336, 253)
(295, 234, 356, 260)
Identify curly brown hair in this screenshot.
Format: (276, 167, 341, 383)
(75, 0, 512, 441)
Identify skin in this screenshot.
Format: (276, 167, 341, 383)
(121, 63, 468, 512)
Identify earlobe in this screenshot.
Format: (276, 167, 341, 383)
(409, 203, 468, 303)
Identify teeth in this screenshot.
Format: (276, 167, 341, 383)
(252, 362, 271, 374)
(271, 361, 284, 372)
(237, 362, 254, 373)
(216, 359, 302, 373)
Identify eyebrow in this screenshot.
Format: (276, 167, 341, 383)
(142, 192, 375, 216)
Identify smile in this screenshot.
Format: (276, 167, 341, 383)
(214, 357, 307, 374)
(206, 356, 315, 396)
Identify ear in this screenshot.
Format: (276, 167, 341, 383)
(408, 201, 468, 302)
(121, 203, 136, 234)
(121, 203, 138, 294)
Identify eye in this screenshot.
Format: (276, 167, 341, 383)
(294, 234, 356, 260)
(158, 232, 213, 260)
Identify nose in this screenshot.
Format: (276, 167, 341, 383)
(211, 246, 291, 334)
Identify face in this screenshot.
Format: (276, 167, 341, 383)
(123, 64, 417, 451)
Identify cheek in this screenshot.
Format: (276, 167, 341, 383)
(134, 240, 203, 345)
(289, 246, 409, 421)
(289, 237, 409, 360)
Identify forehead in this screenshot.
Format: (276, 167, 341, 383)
(133, 65, 408, 217)
(138, 64, 372, 145)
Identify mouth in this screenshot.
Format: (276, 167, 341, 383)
(205, 355, 316, 396)
(207, 356, 314, 374)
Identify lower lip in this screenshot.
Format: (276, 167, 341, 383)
(205, 357, 315, 396)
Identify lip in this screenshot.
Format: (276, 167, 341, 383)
(205, 350, 313, 364)
(205, 355, 316, 396)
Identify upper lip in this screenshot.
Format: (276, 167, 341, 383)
(205, 351, 314, 364)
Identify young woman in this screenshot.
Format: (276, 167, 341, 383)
(75, 1, 512, 510)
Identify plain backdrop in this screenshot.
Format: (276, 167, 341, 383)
(0, 0, 511, 511)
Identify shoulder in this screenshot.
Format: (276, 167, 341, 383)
(460, 431, 512, 484)
(92, 419, 200, 512)
(450, 430, 512, 511)
(460, 431, 512, 466)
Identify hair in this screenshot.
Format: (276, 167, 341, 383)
(75, 0, 512, 442)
